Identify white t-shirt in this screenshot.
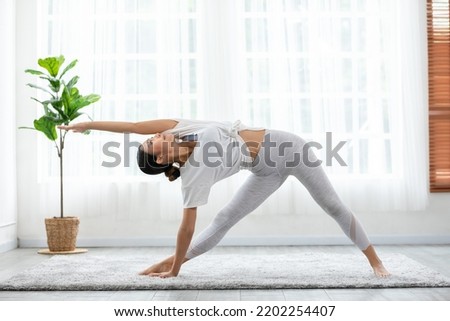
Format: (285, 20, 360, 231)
(163, 119, 262, 208)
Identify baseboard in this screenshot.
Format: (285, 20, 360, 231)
(18, 234, 450, 248)
(0, 239, 18, 253)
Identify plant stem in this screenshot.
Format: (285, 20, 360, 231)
(59, 129, 64, 218)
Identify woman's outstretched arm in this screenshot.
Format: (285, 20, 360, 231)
(140, 207, 197, 278)
(58, 119, 178, 135)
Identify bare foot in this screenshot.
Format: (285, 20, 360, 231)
(362, 245, 391, 278)
(371, 262, 391, 278)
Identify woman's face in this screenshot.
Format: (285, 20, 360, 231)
(141, 132, 176, 164)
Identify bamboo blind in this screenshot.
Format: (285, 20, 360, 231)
(427, 0, 450, 192)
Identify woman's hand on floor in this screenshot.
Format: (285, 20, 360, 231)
(147, 271, 179, 279)
(139, 258, 174, 276)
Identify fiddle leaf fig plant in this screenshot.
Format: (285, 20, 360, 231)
(21, 55, 101, 218)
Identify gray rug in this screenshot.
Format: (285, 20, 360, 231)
(1, 253, 449, 291)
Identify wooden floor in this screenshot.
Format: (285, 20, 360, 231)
(0, 245, 449, 301)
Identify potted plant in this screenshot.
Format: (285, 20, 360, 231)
(22, 55, 100, 253)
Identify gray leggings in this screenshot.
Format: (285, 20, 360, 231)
(185, 130, 370, 259)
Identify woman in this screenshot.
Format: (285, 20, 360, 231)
(60, 118, 390, 278)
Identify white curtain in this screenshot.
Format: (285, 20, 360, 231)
(32, 0, 428, 229)
(0, 0, 17, 251)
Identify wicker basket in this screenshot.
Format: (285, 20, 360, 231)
(45, 217, 80, 252)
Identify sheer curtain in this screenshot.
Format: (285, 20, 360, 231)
(33, 0, 428, 231)
(223, 0, 428, 212)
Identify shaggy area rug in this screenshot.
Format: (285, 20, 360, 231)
(1, 253, 449, 291)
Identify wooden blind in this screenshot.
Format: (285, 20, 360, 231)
(427, 0, 450, 192)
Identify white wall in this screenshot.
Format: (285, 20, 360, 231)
(0, 0, 17, 253)
(15, 0, 41, 248)
(15, 0, 450, 248)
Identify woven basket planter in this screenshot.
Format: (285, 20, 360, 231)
(45, 217, 80, 252)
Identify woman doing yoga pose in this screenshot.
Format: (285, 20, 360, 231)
(60, 118, 390, 279)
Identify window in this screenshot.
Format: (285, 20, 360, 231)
(241, 0, 392, 177)
(34, 0, 428, 211)
(39, 0, 200, 178)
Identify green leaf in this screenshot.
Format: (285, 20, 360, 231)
(39, 75, 52, 81)
(70, 87, 81, 98)
(31, 97, 46, 105)
(48, 98, 63, 110)
(68, 111, 83, 121)
(31, 97, 51, 114)
(38, 56, 65, 77)
(33, 116, 58, 141)
(36, 75, 61, 93)
(65, 76, 79, 90)
(44, 114, 65, 125)
(49, 99, 69, 122)
(27, 83, 55, 98)
(25, 69, 46, 76)
(81, 93, 101, 105)
(59, 59, 78, 79)
(31, 98, 68, 124)
(67, 94, 101, 119)
(61, 86, 75, 115)
(18, 126, 37, 131)
(48, 78, 61, 93)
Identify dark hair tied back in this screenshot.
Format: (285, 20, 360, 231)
(165, 163, 181, 182)
(137, 147, 180, 181)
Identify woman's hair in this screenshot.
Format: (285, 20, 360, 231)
(136, 146, 180, 181)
